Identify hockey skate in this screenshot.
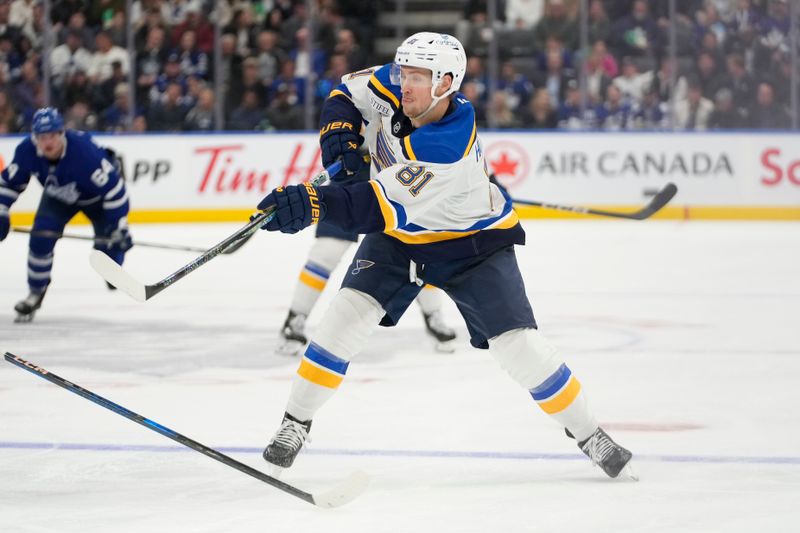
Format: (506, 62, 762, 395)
(263, 412, 312, 473)
(572, 427, 638, 480)
(275, 311, 308, 357)
(423, 311, 457, 353)
(14, 289, 47, 323)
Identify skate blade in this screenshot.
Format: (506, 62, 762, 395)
(275, 340, 304, 357)
(617, 461, 639, 482)
(14, 312, 35, 324)
(267, 464, 285, 479)
(434, 339, 457, 353)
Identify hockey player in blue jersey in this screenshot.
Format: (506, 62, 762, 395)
(255, 33, 636, 480)
(0, 107, 131, 322)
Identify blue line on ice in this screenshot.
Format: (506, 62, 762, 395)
(1, 441, 799, 465)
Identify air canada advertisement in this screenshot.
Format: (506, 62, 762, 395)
(2, 132, 798, 217)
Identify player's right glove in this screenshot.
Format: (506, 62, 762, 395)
(0, 206, 9, 241)
(319, 120, 364, 182)
(257, 183, 325, 234)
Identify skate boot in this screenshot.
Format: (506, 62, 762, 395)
(423, 311, 457, 353)
(262, 412, 312, 470)
(571, 427, 637, 480)
(275, 311, 308, 357)
(14, 289, 47, 323)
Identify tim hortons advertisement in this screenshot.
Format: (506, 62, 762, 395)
(1, 132, 798, 221)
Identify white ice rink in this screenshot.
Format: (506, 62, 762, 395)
(1, 219, 799, 532)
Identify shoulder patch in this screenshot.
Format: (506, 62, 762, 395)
(367, 65, 401, 111)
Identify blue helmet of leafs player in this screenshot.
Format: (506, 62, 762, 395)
(32, 107, 66, 160)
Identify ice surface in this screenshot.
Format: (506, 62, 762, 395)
(1, 220, 798, 532)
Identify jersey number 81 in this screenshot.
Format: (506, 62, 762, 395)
(395, 165, 434, 197)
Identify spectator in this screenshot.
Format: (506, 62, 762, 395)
(748, 81, 790, 129)
(612, 57, 648, 107)
(64, 99, 98, 130)
(11, 58, 40, 119)
(87, 31, 129, 84)
(521, 88, 558, 129)
(557, 80, 583, 129)
(596, 84, 632, 131)
(533, 48, 575, 109)
(533, 0, 578, 50)
(106, 11, 127, 47)
(587, 0, 610, 44)
(227, 56, 267, 115)
(583, 42, 613, 105)
(270, 59, 304, 105)
(149, 53, 187, 104)
(486, 91, 520, 128)
(631, 88, 666, 130)
(643, 57, 688, 105)
(171, 2, 213, 54)
(0, 88, 19, 132)
(462, 56, 488, 104)
(50, 29, 92, 89)
(51, 0, 88, 28)
(184, 87, 215, 131)
(93, 59, 126, 111)
(228, 89, 266, 131)
(289, 26, 326, 79)
(506, 0, 544, 30)
(226, 6, 256, 57)
(265, 82, 303, 130)
(497, 60, 533, 111)
(254, 30, 287, 87)
(460, 81, 486, 127)
(58, 11, 94, 50)
(674, 79, 714, 130)
(332, 28, 368, 71)
(609, 0, 664, 60)
(218, 32, 242, 98)
(175, 29, 209, 79)
(147, 81, 189, 131)
(136, 26, 168, 103)
(316, 53, 349, 101)
(693, 51, 725, 101)
(86, 0, 124, 29)
(707, 88, 747, 129)
(62, 67, 93, 108)
(724, 52, 756, 117)
(100, 82, 135, 132)
(9, 0, 34, 29)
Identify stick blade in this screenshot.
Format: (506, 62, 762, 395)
(635, 182, 678, 220)
(312, 470, 370, 508)
(89, 250, 147, 302)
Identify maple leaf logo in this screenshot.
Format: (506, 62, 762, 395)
(489, 151, 519, 177)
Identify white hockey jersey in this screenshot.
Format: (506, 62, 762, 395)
(323, 64, 524, 262)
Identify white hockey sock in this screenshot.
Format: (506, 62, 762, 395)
(286, 288, 384, 421)
(289, 237, 353, 316)
(415, 284, 443, 316)
(489, 328, 598, 442)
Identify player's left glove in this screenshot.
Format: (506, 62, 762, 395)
(100, 218, 133, 252)
(257, 183, 325, 234)
(0, 206, 9, 241)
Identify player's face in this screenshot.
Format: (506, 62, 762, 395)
(399, 66, 433, 117)
(35, 131, 65, 159)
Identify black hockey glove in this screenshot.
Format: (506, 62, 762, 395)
(257, 183, 325, 234)
(390, 107, 414, 138)
(320, 120, 364, 182)
(0, 207, 9, 241)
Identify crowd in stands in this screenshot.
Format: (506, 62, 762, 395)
(0, 0, 796, 133)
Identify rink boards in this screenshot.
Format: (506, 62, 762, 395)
(3, 131, 799, 223)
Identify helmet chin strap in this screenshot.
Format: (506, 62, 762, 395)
(406, 81, 452, 121)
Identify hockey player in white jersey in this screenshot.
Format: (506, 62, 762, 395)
(255, 33, 636, 480)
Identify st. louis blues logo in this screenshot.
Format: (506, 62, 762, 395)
(351, 259, 375, 275)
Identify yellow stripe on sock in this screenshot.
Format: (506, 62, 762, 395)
(538, 377, 581, 414)
(299, 270, 326, 291)
(297, 359, 344, 389)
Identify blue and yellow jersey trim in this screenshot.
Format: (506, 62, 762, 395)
(369, 180, 407, 231)
(297, 342, 350, 389)
(529, 364, 582, 414)
(327, 84, 352, 101)
(400, 97, 477, 164)
(367, 65, 401, 111)
(372, 194, 519, 245)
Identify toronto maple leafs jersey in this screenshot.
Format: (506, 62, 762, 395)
(319, 64, 524, 263)
(0, 130, 128, 220)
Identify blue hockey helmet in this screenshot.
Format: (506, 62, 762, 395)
(32, 107, 65, 136)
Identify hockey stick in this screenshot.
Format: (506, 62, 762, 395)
(90, 160, 342, 302)
(4, 352, 368, 508)
(512, 182, 678, 220)
(10, 227, 252, 254)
